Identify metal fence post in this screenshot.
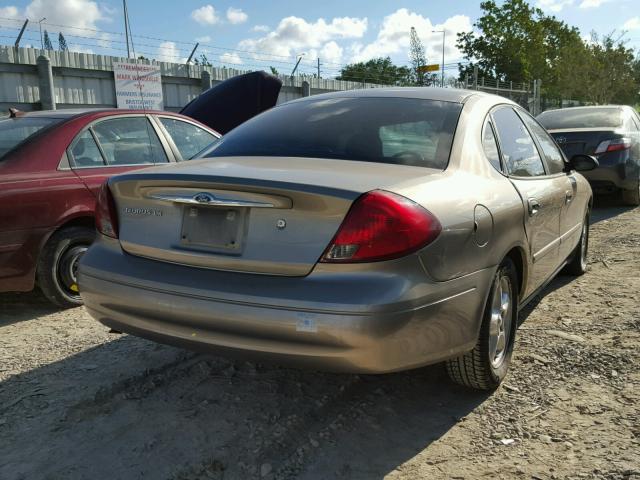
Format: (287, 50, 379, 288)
(36, 55, 55, 110)
(301, 80, 311, 97)
(201, 69, 212, 92)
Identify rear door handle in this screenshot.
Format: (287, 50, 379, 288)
(528, 198, 541, 216)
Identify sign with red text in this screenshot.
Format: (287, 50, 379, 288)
(113, 62, 164, 110)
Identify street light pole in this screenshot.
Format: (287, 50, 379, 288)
(432, 30, 445, 88)
(38, 17, 46, 50)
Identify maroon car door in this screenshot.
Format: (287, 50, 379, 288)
(68, 115, 173, 196)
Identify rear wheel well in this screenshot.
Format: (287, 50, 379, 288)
(38, 216, 95, 267)
(505, 247, 525, 301)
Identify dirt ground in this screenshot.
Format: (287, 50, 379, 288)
(1, 202, 638, 480)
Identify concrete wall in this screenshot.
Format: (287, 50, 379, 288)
(0, 46, 391, 112)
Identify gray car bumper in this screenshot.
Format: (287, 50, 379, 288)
(79, 237, 495, 373)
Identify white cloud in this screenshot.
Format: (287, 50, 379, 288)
(191, 5, 219, 25)
(220, 52, 243, 65)
(319, 41, 343, 64)
(0, 6, 19, 18)
(251, 24, 269, 32)
(536, 0, 574, 12)
(579, 0, 611, 7)
(349, 9, 471, 64)
(622, 16, 640, 30)
(238, 15, 367, 61)
(226, 7, 247, 25)
(157, 41, 180, 62)
(25, 0, 106, 33)
(196, 35, 211, 43)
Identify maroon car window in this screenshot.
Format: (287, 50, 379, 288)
(519, 112, 565, 174)
(0, 116, 62, 159)
(159, 118, 217, 160)
(492, 107, 546, 177)
(92, 117, 168, 165)
(70, 130, 105, 168)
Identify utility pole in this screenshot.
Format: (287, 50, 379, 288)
(290, 53, 305, 78)
(432, 29, 445, 87)
(15, 19, 28, 48)
(123, 0, 131, 58)
(186, 43, 199, 64)
(317, 58, 321, 79)
(38, 18, 46, 50)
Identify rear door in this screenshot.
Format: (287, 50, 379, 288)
(68, 115, 174, 197)
(492, 106, 565, 293)
(517, 110, 584, 262)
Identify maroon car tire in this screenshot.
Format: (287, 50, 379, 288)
(37, 226, 95, 308)
(446, 257, 518, 390)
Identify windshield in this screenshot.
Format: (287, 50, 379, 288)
(200, 97, 462, 170)
(0, 116, 62, 159)
(537, 107, 623, 129)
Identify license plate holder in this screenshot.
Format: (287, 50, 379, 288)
(180, 206, 246, 253)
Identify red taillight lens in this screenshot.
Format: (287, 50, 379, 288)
(95, 181, 119, 238)
(321, 190, 441, 263)
(595, 137, 632, 154)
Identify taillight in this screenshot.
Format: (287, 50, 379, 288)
(321, 190, 441, 263)
(95, 181, 119, 238)
(595, 137, 632, 154)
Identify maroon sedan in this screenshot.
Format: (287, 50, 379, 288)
(0, 108, 220, 307)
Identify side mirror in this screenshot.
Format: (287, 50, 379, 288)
(566, 154, 599, 172)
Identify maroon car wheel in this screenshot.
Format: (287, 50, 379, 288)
(37, 226, 95, 308)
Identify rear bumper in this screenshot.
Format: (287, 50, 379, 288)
(582, 161, 639, 193)
(79, 237, 495, 373)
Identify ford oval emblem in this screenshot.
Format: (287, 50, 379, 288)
(193, 192, 215, 203)
(556, 136, 567, 144)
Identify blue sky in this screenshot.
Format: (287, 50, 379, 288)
(1, 0, 638, 78)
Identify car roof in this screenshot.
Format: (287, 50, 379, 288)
(285, 87, 500, 105)
(7, 108, 184, 120)
(539, 105, 626, 115)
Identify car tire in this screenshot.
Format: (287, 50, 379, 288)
(621, 182, 640, 206)
(37, 226, 95, 308)
(564, 214, 589, 276)
(446, 257, 518, 390)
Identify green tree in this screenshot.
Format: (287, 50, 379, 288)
(58, 32, 68, 51)
(337, 57, 412, 85)
(269, 66, 279, 76)
(43, 30, 53, 50)
(409, 27, 427, 85)
(198, 53, 212, 67)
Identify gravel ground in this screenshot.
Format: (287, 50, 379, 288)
(0, 203, 638, 480)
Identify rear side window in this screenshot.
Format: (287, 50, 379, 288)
(70, 130, 104, 168)
(482, 121, 502, 171)
(0, 116, 62, 159)
(92, 117, 168, 165)
(537, 107, 623, 129)
(492, 107, 546, 177)
(204, 97, 462, 170)
(519, 112, 565, 174)
(159, 117, 217, 160)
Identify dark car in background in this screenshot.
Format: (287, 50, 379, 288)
(537, 105, 640, 205)
(0, 108, 219, 307)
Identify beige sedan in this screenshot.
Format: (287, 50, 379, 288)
(79, 88, 596, 390)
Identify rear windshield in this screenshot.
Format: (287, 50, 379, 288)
(201, 97, 462, 170)
(537, 108, 623, 130)
(0, 116, 62, 159)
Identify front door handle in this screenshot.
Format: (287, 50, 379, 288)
(565, 190, 574, 204)
(528, 198, 541, 216)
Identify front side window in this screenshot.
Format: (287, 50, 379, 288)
(92, 117, 168, 166)
(492, 107, 546, 177)
(159, 118, 218, 160)
(482, 120, 502, 171)
(519, 112, 565, 174)
(203, 97, 462, 170)
(69, 130, 104, 168)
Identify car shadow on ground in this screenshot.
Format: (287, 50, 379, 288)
(0, 290, 62, 327)
(0, 332, 489, 479)
(590, 195, 635, 224)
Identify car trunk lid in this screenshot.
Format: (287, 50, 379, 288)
(109, 157, 441, 276)
(548, 128, 625, 158)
